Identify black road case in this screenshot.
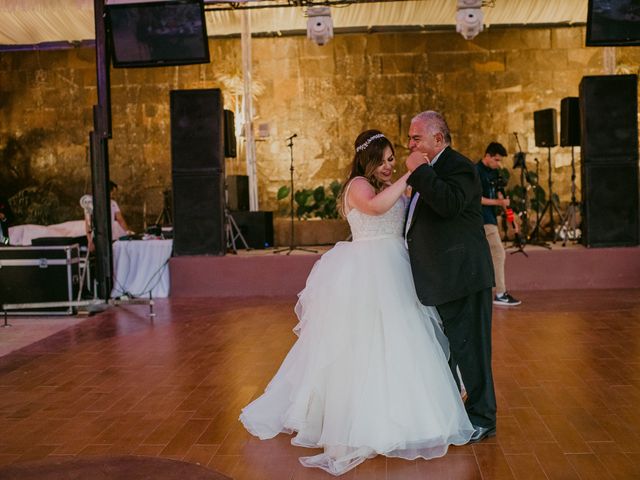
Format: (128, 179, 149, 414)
(0, 244, 81, 315)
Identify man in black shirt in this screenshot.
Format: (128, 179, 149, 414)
(476, 142, 521, 306)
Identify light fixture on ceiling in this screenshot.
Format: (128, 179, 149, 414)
(306, 6, 333, 46)
(456, 0, 484, 40)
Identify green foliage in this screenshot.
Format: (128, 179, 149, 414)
(276, 185, 290, 201)
(278, 180, 342, 220)
(11, 186, 64, 225)
(503, 168, 548, 214)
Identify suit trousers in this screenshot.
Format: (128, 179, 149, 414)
(437, 287, 496, 428)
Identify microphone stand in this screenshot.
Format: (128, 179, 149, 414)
(508, 133, 528, 256)
(274, 134, 317, 255)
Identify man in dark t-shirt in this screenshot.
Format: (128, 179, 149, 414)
(476, 142, 521, 306)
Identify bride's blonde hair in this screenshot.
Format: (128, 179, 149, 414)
(337, 129, 394, 218)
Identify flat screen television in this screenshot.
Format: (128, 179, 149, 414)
(107, 0, 210, 68)
(586, 0, 640, 46)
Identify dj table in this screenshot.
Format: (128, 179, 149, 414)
(111, 239, 173, 298)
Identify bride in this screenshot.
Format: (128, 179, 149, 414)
(239, 130, 474, 476)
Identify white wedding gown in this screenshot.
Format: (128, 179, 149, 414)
(239, 196, 474, 476)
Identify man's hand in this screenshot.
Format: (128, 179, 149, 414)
(406, 151, 429, 171)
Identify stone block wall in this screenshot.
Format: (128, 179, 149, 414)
(1, 26, 638, 231)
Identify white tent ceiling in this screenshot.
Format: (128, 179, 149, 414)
(0, 0, 587, 46)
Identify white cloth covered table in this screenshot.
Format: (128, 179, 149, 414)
(111, 239, 172, 299)
(8, 220, 86, 246)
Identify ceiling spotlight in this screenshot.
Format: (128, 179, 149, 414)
(306, 6, 333, 46)
(456, 0, 484, 40)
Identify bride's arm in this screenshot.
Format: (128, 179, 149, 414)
(348, 172, 410, 216)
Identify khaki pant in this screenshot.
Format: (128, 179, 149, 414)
(484, 224, 505, 294)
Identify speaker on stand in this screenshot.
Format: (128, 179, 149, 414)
(558, 97, 581, 245)
(531, 108, 563, 243)
(223, 109, 237, 159)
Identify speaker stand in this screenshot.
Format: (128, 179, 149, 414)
(155, 189, 172, 227)
(558, 146, 581, 246)
(531, 147, 563, 244)
(274, 135, 317, 255)
(526, 157, 551, 249)
(225, 209, 250, 254)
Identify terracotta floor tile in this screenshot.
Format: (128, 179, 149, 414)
(472, 443, 516, 479)
(565, 453, 613, 480)
(540, 414, 593, 454)
(532, 442, 581, 480)
(503, 453, 547, 480)
(416, 454, 482, 479)
(595, 451, 640, 480)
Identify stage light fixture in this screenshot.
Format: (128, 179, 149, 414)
(306, 6, 333, 46)
(456, 0, 484, 40)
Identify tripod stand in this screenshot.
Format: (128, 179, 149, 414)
(530, 155, 558, 250)
(225, 208, 250, 254)
(530, 150, 561, 245)
(274, 134, 317, 255)
(558, 146, 581, 246)
(155, 190, 172, 227)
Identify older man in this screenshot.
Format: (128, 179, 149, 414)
(404, 111, 496, 443)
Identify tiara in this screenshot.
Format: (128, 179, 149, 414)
(355, 133, 385, 153)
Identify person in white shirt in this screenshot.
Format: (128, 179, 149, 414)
(86, 181, 132, 250)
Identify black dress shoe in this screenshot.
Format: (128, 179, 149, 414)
(469, 425, 496, 444)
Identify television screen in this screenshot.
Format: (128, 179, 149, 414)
(107, 0, 210, 68)
(586, 0, 640, 46)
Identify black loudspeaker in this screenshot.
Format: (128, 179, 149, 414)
(170, 89, 226, 255)
(560, 97, 580, 147)
(173, 173, 226, 255)
(227, 175, 249, 211)
(579, 75, 638, 161)
(230, 211, 274, 249)
(533, 108, 558, 147)
(224, 109, 237, 158)
(170, 89, 224, 172)
(582, 162, 639, 247)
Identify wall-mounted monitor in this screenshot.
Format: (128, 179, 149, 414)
(107, 0, 210, 68)
(586, 0, 640, 46)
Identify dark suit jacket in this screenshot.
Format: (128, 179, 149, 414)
(406, 146, 494, 306)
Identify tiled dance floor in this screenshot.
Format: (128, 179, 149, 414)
(0, 289, 639, 479)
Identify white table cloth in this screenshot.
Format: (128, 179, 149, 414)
(111, 239, 173, 298)
(9, 220, 86, 246)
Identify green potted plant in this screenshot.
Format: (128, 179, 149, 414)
(275, 181, 349, 245)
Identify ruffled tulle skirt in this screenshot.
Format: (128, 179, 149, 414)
(240, 235, 474, 475)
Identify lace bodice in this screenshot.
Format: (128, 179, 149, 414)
(346, 196, 408, 240)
